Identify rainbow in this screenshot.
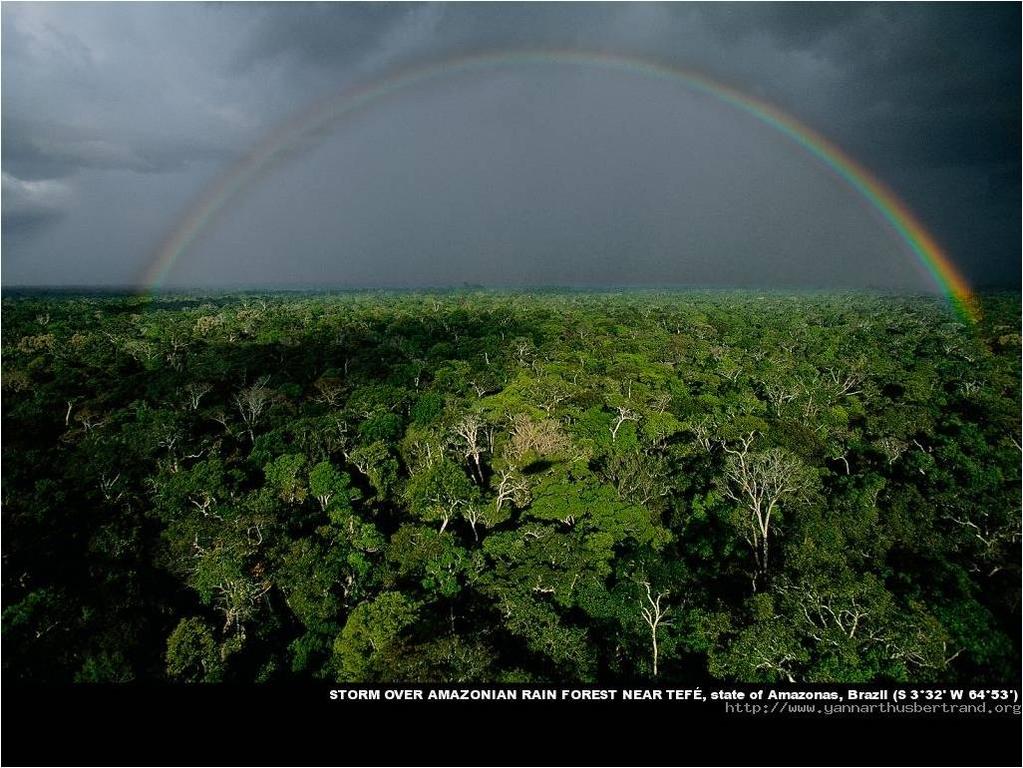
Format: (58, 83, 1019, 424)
(143, 50, 978, 322)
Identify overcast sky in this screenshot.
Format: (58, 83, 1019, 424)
(2, 2, 1018, 289)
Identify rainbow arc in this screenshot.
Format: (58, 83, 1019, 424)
(144, 50, 978, 323)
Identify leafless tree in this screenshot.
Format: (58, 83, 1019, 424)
(779, 580, 872, 646)
(946, 511, 1021, 576)
(493, 468, 530, 516)
(119, 337, 158, 364)
(435, 498, 467, 535)
(99, 472, 124, 503)
(651, 392, 672, 414)
(531, 377, 574, 415)
(605, 451, 668, 507)
(610, 405, 640, 443)
(463, 503, 485, 541)
(753, 641, 800, 683)
(214, 576, 272, 638)
(876, 437, 908, 465)
(469, 380, 493, 398)
(512, 337, 534, 365)
(75, 407, 108, 434)
(313, 376, 345, 407)
(798, 379, 823, 421)
(959, 379, 980, 396)
(233, 376, 272, 442)
(721, 365, 743, 384)
(721, 432, 814, 586)
(453, 414, 492, 484)
(507, 414, 571, 460)
(760, 378, 798, 412)
(165, 336, 189, 371)
(210, 409, 238, 439)
(822, 367, 864, 397)
(640, 582, 671, 677)
(690, 417, 715, 453)
(185, 382, 213, 411)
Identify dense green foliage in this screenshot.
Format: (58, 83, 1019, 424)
(2, 290, 1019, 684)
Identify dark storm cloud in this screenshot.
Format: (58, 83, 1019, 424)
(1, 2, 1018, 287)
(230, 3, 430, 72)
(1, 171, 72, 231)
(168, 67, 930, 291)
(1, 118, 234, 180)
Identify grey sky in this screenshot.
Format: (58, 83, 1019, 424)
(2, 2, 1018, 289)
